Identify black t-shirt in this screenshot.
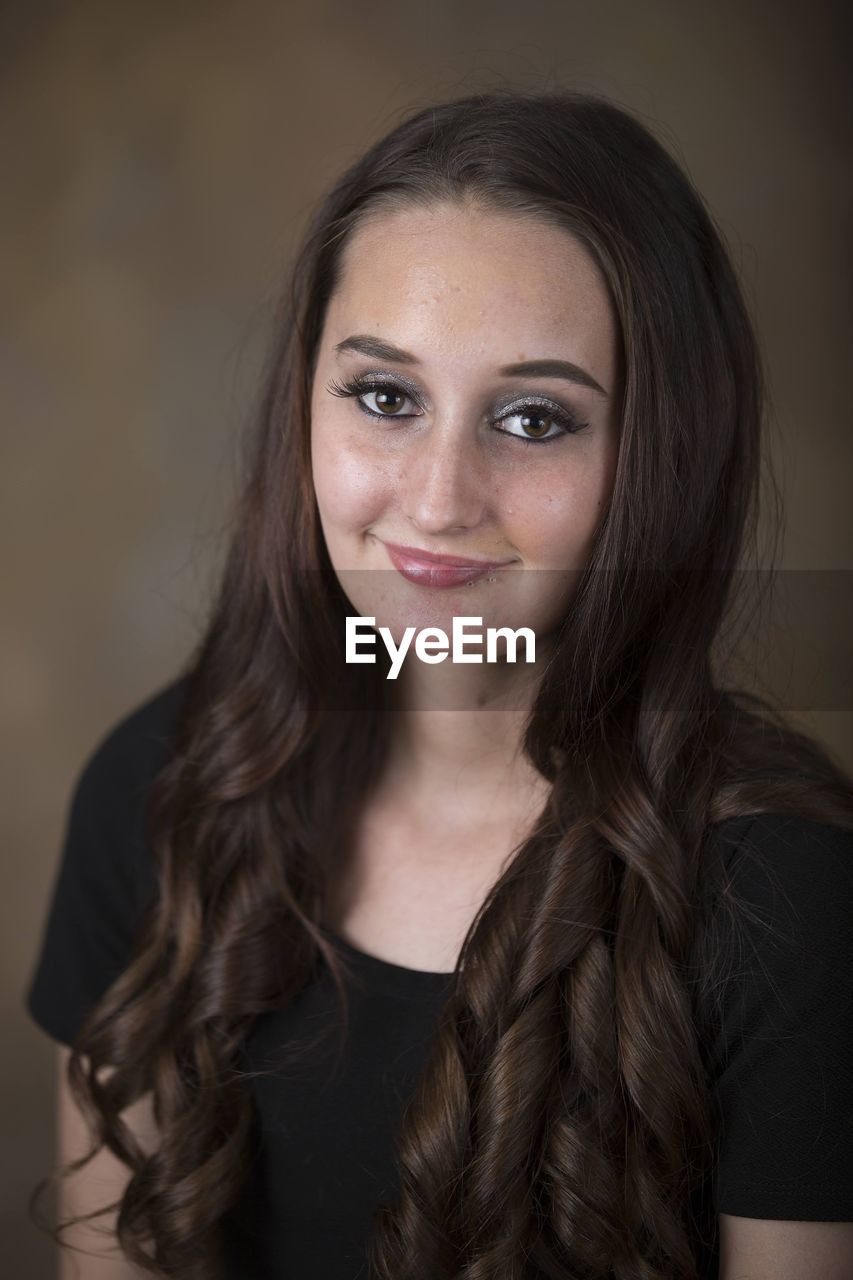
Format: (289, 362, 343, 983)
(25, 678, 853, 1278)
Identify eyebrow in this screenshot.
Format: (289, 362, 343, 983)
(333, 333, 608, 397)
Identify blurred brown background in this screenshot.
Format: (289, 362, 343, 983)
(4, 0, 851, 1272)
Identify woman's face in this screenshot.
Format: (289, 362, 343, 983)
(309, 200, 622, 663)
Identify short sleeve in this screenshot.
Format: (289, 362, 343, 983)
(24, 677, 188, 1049)
(706, 812, 853, 1220)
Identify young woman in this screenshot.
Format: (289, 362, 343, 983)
(26, 89, 853, 1280)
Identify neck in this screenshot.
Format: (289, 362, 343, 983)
(379, 638, 555, 821)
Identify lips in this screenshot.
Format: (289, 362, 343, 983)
(383, 541, 512, 569)
(380, 540, 513, 589)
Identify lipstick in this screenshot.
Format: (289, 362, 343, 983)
(380, 540, 512, 589)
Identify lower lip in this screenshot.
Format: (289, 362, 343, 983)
(382, 544, 505, 589)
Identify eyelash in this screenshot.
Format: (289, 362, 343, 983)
(324, 374, 590, 445)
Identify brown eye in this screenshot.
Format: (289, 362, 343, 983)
(496, 400, 588, 443)
(371, 387, 408, 415)
(517, 411, 552, 439)
(325, 375, 422, 421)
(325, 374, 587, 443)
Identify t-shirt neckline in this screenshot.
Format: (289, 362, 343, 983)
(319, 924, 455, 990)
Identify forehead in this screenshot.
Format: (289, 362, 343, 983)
(326, 201, 618, 369)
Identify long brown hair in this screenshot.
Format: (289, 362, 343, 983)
(32, 87, 853, 1278)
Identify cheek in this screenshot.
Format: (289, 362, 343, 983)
(508, 451, 616, 568)
(311, 416, 394, 529)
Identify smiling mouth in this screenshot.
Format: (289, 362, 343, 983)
(379, 540, 515, 589)
(379, 540, 514, 569)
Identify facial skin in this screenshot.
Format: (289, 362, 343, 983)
(309, 198, 624, 836)
(310, 199, 622, 710)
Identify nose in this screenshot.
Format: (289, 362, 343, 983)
(399, 420, 488, 534)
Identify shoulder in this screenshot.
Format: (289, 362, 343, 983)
(693, 811, 853, 1062)
(74, 674, 191, 813)
(66, 674, 192, 898)
(709, 810, 853, 937)
(25, 676, 191, 1047)
(730, 808, 853, 862)
(699, 810, 853, 1062)
(699, 812, 853, 1222)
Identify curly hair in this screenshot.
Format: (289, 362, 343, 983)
(31, 87, 853, 1279)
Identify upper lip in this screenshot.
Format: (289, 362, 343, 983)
(381, 540, 514, 568)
